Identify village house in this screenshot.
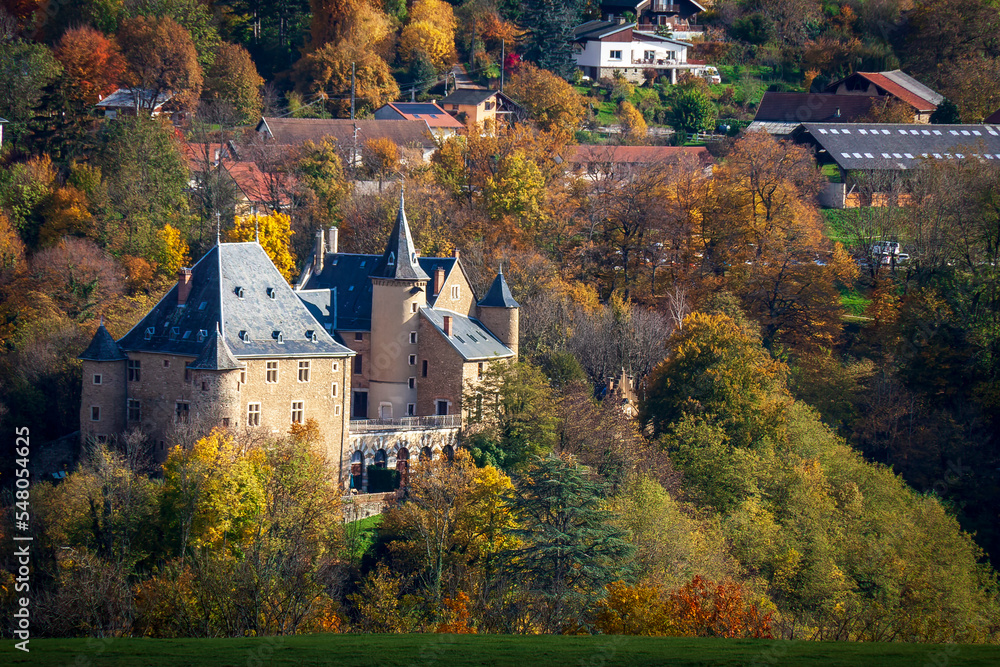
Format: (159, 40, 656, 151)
(95, 88, 173, 118)
(254, 117, 438, 165)
(599, 0, 706, 39)
(565, 145, 713, 180)
(823, 71, 942, 123)
(572, 19, 708, 84)
(438, 89, 526, 131)
(80, 194, 519, 493)
(748, 92, 880, 137)
(373, 102, 467, 139)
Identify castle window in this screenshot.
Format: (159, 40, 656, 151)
(170, 327, 179, 340)
(128, 399, 140, 422)
(436, 400, 449, 416)
(198, 329, 207, 342)
(273, 331, 284, 343)
(144, 327, 154, 340)
(291, 401, 304, 424)
(422, 360, 428, 377)
(406, 403, 415, 416)
(334, 404, 342, 416)
(127, 360, 141, 381)
(409, 331, 417, 344)
(331, 382, 338, 398)
(353, 354, 363, 375)
(332, 360, 340, 372)
(354, 332, 363, 341)
(451, 285, 460, 300)
(201, 381, 208, 391)
(95, 434, 107, 443)
(411, 302, 418, 313)
(93, 374, 102, 385)
(266, 361, 278, 383)
(387, 252, 395, 266)
(164, 359, 170, 367)
(222, 417, 230, 427)
(267, 287, 276, 299)
(247, 402, 261, 426)
(478, 362, 484, 380)
(408, 377, 416, 389)
(240, 330, 250, 343)
(408, 354, 416, 366)
(182, 330, 191, 339)
(175, 402, 189, 423)
(235, 286, 245, 298)
(298, 360, 311, 382)
(199, 302, 207, 310)
(90, 406, 101, 422)
(184, 368, 192, 383)
(240, 369, 246, 384)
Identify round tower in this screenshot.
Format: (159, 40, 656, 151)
(78, 320, 128, 445)
(187, 324, 244, 459)
(368, 189, 428, 419)
(476, 270, 519, 358)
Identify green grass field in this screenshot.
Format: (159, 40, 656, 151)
(8, 634, 1000, 667)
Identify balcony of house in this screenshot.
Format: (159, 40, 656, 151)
(349, 414, 462, 432)
(637, 23, 704, 33)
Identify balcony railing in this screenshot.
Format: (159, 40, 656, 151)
(349, 414, 462, 432)
(636, 23, 704, 33)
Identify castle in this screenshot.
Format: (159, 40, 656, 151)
(79, 193, 518, 490)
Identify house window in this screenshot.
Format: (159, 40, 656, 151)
(408, 377, 416, 389)
(128, 399, 140, 422)
(478, 362, 484, 380)
(93, 374, 102, 385)
(331, 382, 339, 398)
(175, 402, 189, 424)
(406, 403, 416, 416)
(266, 360, 278, 383)
(90, 406, 100, 422)
(298, 360, 311, 382)
(609, 50, 622, 60)
(436, 400, 449, 416)
(644, 50, 655, 61)
(408, 354, 416, 365)
(409, 331, 417, 344)
(422, 360, 428, 377)
(354, 332, 363, 341)
(291, 401, 304, 424)
(451, 285, 460, 300)
(184, 368, 192, 383)
(353, 354, 363, 375)
(127, 359, 140, 381)
(247, 403, 261, 426)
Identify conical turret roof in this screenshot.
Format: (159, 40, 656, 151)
(189, 324, 244, 370)
(478, 270, 519, 308)
(78, 322, 127, 361)
(370, 188, 430, 281)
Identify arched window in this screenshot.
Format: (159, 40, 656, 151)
(420, 446, 432, 461)
(442, 445, 455, 462)
(397, 447, 410, 486)
(350, 450, 364, 491)
(374, 449, 388, 468)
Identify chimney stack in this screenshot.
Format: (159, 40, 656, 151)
(314, 230, 325, 274)
(443, 315, 452, 336)
(328, 227, 339, 254)
(452, 248, 460, 260)
(177, 268, 193, 305)
(434, 266, 445, 296)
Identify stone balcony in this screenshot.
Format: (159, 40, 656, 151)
(349, 414, 461, 433)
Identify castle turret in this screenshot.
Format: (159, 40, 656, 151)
(476, 269, 519, 358)
(368, 188, 429, 419)
(187, 323, 244, 442)
(78, 320, 128, 444)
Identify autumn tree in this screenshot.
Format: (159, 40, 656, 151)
(203, 42, 264, 125)
(53, 26, 126, 108)
(294, 44, 400, 117)
(295, 139, 352, 227)
(617, 101, 648, 144)
(226, 212, 296, 282)
(362, 137, 400, 190)
(309, 0, 393, 50)
(667, 86, 716, 136)
(504, 63, 583, 135)
(399, 19, 457, 71)
(858, 97, 916, 124)
(117, 15, 204, 113)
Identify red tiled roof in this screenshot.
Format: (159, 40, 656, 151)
(856, 72, 937, 112)
(385, 103, 465, 129)
(222, 160, 294, 207)
(566, 145, 712, 167)
(183, 142, 226, 173)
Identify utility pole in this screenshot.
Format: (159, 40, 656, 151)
(500, 40, 505, 92)
(411, 87, 415, 102)
(350, 62, 356, 120)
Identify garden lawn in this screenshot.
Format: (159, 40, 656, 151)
(9, 634, 1000, 667)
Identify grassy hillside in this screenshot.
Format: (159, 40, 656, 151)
(10, 634, 1000, 667)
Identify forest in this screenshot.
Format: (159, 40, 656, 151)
(1, 0, 1000, 644)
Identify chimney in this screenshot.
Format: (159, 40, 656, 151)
(328, 226, 339, 254)
(443, 315, 452, 336)
(314, 230, 325, 274)
(177, 268, 193, 305)
(452, 248, 460, 260)
(434, 266, 445, 296)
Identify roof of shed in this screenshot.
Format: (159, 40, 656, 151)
(754, 92, 878, 123)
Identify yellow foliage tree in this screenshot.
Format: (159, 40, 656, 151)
(399, 20, 457, 71)
(295, 43, 400, 116)
(618, 101, 648, 144)
(225, 212, 296, 282)
(409, 0, 457, 33)
(155, 223, 191, 276)
(37, 185, 93, 247)
(505, 63, 585, 134)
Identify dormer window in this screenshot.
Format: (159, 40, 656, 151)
(144, 327, 154, 340)
(267, 287, 276, 299)
(239, 330, 250, 343)
(273, 330, 283, 343)
(306, 330, 317, 342)
(235, 286, 245, 298)
(170, 327, 180, 339)
(387, 252, 395, 266)
(197, 329, 207, 342)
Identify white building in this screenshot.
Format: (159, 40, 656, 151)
(573, 20, 701, 84)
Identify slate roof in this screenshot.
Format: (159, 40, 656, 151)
(880, 70, 944, 107)
(379, 103, 465, 128)
(370, 191, 430, 281)
(566, 145, 712, 168)
(0, 117, 8, 123)
(825, 72, 940, 112)
(298, 255, 460, 331)
(987, 108, 1000, 124)
(96, 88, 171, 109)
(478, 272, 519, 308)
(79, 323, 127, 361)
(118, 242, 353, 359)
(188, 324, 244, 370)
(795, 123, 1000, 171)
(440, 89, 498, 106)
(754, 92, 877, 124)
(256, 117, 436, 150)
(572, 20, 691, 46)
(420, 308, 515, 361)
(746, 120, 802, 136)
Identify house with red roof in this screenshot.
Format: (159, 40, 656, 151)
(564, 145, 712, 180)
(373, 102, 466, 138)
(824, 70, 943, 123)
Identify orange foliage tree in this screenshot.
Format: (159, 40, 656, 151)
(117, 15, 204, 113)
(53, 26, 126, 107)
(668, 575, 773, 639)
